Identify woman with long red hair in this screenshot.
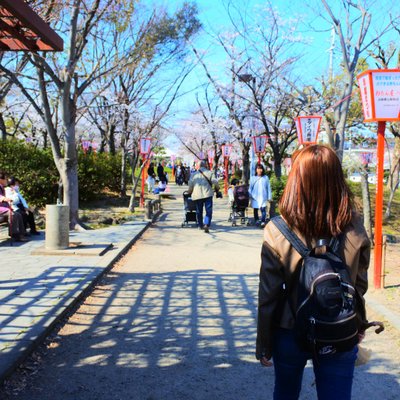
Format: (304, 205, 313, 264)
(256, 145, 370, 400)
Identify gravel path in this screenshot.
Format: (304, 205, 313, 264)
(1, 185, 399, 399)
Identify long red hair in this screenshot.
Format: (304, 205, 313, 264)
(279, 145, 353, 239)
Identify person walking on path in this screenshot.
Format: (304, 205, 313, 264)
(256, 145, 371, 400)
(187, 159, 220, 233)
(249, 164, 272, 228)
(147, 162, 156, 193)
(157, 161, 166, 182)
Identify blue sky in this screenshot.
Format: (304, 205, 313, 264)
(160, 0, 399, 149)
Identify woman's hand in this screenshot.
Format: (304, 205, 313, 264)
(260, 356, 273, 367)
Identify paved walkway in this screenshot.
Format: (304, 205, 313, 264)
(0, 217, 150, 380)
(0, 183, 399, 399)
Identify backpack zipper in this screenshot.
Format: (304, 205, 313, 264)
(310, 272, 341, 294)
(317, 330, 358, 343)
(312, 313, 356, 325)
(297, 272, 341, 314)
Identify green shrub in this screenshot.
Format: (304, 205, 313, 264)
(78, 151, 122, 202)
(0, 139, 122, 206)
(270, 173, 288, 204)
(0, 140, 58, 207)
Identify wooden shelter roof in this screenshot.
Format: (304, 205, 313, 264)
(0, 0, 63, 51)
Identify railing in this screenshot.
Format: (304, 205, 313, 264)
(145, 197, 162, 220)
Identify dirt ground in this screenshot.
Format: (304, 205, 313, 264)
(367, 243, 400, 341)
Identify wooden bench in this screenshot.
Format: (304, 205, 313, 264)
(0, 214, 11, 243)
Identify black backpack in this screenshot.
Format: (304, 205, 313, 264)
(272, 216, 359, 355)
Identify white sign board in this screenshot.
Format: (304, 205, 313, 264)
(372, 71, 400, 120)
(357, 69, 400, 122)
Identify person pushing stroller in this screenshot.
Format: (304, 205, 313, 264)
(187, 160, 220, 233)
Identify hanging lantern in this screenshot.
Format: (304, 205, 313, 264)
(251, 135, 268, 154)
(294, 116, 322, 145)
(139, 137, 152, 155)
(221, 144, 233, 157)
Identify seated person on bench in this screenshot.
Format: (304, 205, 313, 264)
(6, 177, 40, 235)
(0, 171, 27, 241)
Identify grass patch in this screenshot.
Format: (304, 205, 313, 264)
(347, 180, 400, 235)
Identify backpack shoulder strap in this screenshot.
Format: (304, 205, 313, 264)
(198, 169, 213, 188)
(271, 216, 310, 258)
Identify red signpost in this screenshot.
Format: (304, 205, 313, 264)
(207, 149, 215, 170)
(139, 137, 152, 208)
(357, 68, 400, 289)
(251, 135, 268, 163)
(221, 144, 233, 196)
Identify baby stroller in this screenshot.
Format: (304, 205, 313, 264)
(228, 184, 249, 226)
(181, 191, 198, 227)
(176, 173, 184, 186)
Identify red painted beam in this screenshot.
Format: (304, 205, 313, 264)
(0, 0, 63, 51)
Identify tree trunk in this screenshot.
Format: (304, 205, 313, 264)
(360, 170, 373, 241)
(43, 129, 48, 149)
(240, 142, 251, 185)
(334, 82, 353, 162)
(109, 124, 116, 155)
(120, 108, 130, 197)
(128, 155, 141, 212)
(120, 149, 127, 197)
(62, 121, 80, 229)
(0, 113, 7, 141)
(273, 146, 282, 178)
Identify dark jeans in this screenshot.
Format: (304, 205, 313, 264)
(272, 328, 357, 400)
(194, 196, 213, 228)
(16, 209, 37, 233)
(253, 207, 267, 222)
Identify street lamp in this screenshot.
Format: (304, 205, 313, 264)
(221, 144, 233, 196)
(294, 115, 322, 145)
(139, 137, 152, 208)
(251, 135, 268, 163)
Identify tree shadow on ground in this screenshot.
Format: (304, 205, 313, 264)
(1, 270, 399, 400)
